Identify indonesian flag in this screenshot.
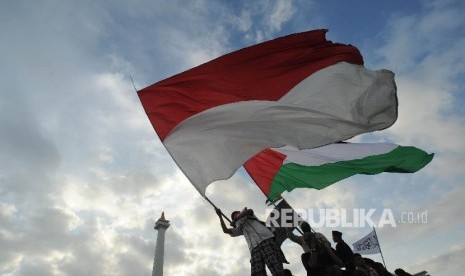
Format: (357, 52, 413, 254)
(138, 29, 398, 195)
(244, 143, 434, 201)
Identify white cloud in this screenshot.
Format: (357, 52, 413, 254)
(407, 245, 465, 276)
(267, 1, 296, 32)
(1, 0, 464, 275)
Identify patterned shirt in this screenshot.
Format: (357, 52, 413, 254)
(229, 215, 274, 252)
(288, 231, 331, 252)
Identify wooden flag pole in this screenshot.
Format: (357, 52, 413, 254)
(372, 226, 387, 269)
(203, 195, 232, 223)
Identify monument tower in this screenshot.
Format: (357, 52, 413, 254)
(152, 211, 170, 276)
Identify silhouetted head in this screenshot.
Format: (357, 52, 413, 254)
(353, 253, 365, 267)
(332, 230, 343, 242)
(394, 268, 411, 276)
(231, 211, 240, 221)
(299, 221, 311, 233)
(363, 257, 376, 267)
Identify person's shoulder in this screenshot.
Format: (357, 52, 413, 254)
(315, 232, 330, 240)
(235, 216, 247, 226)
(294, 234, 305, 242)
(341, 240, 351, 247)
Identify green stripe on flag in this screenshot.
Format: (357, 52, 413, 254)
(268, 146, 434, 201)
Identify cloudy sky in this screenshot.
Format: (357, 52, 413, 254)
(1, 0, 465, 275)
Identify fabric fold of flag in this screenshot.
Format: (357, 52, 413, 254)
(352, 230, 381, 255)
(138, 29, 398, 195)
(244, 143, 434, 201)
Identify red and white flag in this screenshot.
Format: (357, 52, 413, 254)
(138, 29, 398, 194)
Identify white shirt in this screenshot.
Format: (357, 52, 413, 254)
(288, 231, 331, 252)
(229, 215, 274, 251)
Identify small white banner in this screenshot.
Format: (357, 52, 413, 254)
(352, 229, 380, 255)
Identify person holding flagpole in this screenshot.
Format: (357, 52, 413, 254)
(287, 222, 331, 272)
(215, 207, 286, 276)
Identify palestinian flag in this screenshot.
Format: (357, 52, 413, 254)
(138, 29, 398, 195)
(244, 142, 434, 201)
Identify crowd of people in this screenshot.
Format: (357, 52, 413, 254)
(284, 220, 393, 276)
(215, 207, 418, 276)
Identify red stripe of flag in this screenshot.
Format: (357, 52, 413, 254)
(138, 29, 363, 140)
(244, 149, 286, 196)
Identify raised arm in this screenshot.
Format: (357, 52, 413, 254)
(216, 208, 233, 235)
(286, 228, 301, 244)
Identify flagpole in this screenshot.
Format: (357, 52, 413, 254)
(130, 75, 138, 92)
(266, 196, 305, 235)
(372, 226, 387, 269)
(203, 195, 232, 223)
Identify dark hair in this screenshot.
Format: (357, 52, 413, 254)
(394, 268, 412, 276)
(231, 211, 240, 220)
(300, 221, 311, 232)
(332, 230, 343, 238)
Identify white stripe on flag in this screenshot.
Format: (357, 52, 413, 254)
(276, 143, 399, 166)
(164, 62, 397, 194)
